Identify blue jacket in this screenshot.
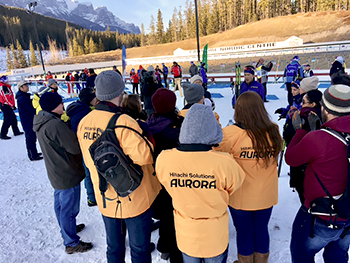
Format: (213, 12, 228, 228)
(15, 90, 36, 132)
(284, 61, 303, 83)
(66, 100, 92, 133)
(162, 66, 168, 75)
(200, 67, 207, 84)
(240, 80, 265, 101)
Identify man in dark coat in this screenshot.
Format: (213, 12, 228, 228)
(142, 66, 162, 116)
(33, 92, 93, 254)
(66, 87, 98, 207)
(330, 56, 346, 77)
(15, 80, 42, 161)
(86, 68, 97, 88)
(189, 61, 198, 77)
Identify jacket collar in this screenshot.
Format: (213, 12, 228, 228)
(95, 101, 123, 113)
(177, 144, 213, 152)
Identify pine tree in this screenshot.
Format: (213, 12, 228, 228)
(84, 36, 89, 54)
(148, 15, 156, 45)
(98, 38, 104, 52)
(29, 40, 38, 66)
(10, 43, 19, 69)
(156, 9, 164, 44)
(16, 39, 28, 68)
(89, 37, 97, 53)
(140, 23, 145, 46)
(6, 46, 13, 71)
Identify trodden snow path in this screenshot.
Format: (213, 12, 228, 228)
(0, 82, 336, 262)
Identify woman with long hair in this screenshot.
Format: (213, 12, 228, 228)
(215, 91, 283, 263)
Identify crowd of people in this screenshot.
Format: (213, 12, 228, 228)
(0, 55, 350, 263)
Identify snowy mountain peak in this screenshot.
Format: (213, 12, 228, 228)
(1, 0, 140, 34)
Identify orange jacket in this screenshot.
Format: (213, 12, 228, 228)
(156, 148, 245, 258)
(215, 124, 280, 210)
(77, 109, 161, 218)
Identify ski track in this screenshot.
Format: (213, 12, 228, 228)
(0, 82, 340, 262)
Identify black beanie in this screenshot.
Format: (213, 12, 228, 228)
(79, 87, 96, 105)
(40, 92, 62, 112)
(307, 89, 323, 105)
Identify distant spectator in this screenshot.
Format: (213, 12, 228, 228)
(162, 63, 169, 88)
(0, 76, 23, 140)
(284, 56, 304, 105)
(330, 56, 345, 77)
(189, 61, 198, 77)
(256, 58, 273, 102)
(113, 65, 122, 76)
(45, 71, 53, 81)
(171, 61, 183, 97)
(65, 71, 75, 97)
(74, 71, 81, 93)
(142, 66, 163, 116)
(80, 69, 88, 89)
(15, 80, 42, 161)
(86, 68, 97, 89)
(303, 64, 314, 78)
(130, 70, 140, 94)
(200, 62, 208, 90)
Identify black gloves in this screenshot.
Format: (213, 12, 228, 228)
(274, 108, 283, 114)
(308, 112, 322, 131)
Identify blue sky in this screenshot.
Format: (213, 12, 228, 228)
(87, 0, 188, 31)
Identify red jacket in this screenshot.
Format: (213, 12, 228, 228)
(131, 73, 139, 84)
(285, 115, 350, 219)
(171, 65, 182, 78)
(0, 83, 15, 108)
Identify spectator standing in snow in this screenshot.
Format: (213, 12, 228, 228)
(330, 56, 346, 77)
(15, 80, 42, 161)
(74, 71, 81, 93)
(303, 64, 314, 78)
(215, 91, 283, 263)
(189, 61, 198, 77)
(171, 61, 183, 97)
(284, 56, 304, 105)
(200, 62, 208, 91)
(77, 70, 160, 263)
(86, 68, 97, 89)
(0, 75, 23, 140)
(66, 87, 98, 207)
(256, 58, 273, 102)
(80, 69, 88, 89)
(285, 84, 350, 263)
(146, 88, 184, 262)
(156, 103, 245, 263)
(33, 92, 92, 254)
(162, 63, 169, 88)
(142, 66, 163, 117)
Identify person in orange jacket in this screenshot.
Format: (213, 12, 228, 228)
(77, 70, 160, 263)
(156, 103, 245, 263)
(215, 91, 283, 263)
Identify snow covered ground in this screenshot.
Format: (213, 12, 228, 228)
(0, 81, 336, 262)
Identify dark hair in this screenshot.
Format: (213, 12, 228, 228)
(122, 94, 142, 113)
(234, 92, 283, 167)
(306, 89, 323, 107)
(88, 68, 95, 74)
(331, 72, 350, 86)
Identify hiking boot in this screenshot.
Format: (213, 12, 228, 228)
(14, 132, 24, 136)
(0, 135, 11, 140)
(87, 198, 97, 207)
(76, 224, 85, 233)
(30, 156, 43, 161)
(161, 252, 170, 260)
(65, 241, 93, 254)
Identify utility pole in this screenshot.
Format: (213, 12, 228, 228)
(27, 2, 46, 75)
(194, 0, 200, 63)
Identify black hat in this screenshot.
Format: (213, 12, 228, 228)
(40, 92, 62, 112)
(79, 87, 96, 105)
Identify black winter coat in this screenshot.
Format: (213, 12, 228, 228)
(330, 61, 345, 77)
(66, 100, 92, 133)
(15, 90, 36, 132)
(33, 111, 85, 190)
(142, 74, 163, 110)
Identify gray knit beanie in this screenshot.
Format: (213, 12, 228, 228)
(321, 84, 350, 116)
(190, 75, 203, 84)
(95, 70, 125, 101)
(179, 104, 222, 145)
(300, 76, 319, 93)
(147, 65, 155, 72)
(183, 83, 204, 104)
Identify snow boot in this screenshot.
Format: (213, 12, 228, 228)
(254, 252, 269, 263)
(233, 254, 254, 263)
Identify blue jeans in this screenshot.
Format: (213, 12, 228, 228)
(83, 161, 96, 203)
(291, 205, 350, 263)
(102, 208, 153, 263)
(182, 247, 228, 263)
(229, 206, 273, 256)
(54, 184, 81, 247)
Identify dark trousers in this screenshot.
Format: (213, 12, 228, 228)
(132, 83, 139, 94)
(286, 82, 293, 106)
(24, 129, 39, 159)
(229, 206, 273, 256)
(102, 208, 153, 263)
(163, 74, 168, 88)
(262, 82, 267, 99)
(0, 104, 20, 137)
(291, 206, 350, 263)
(153, 188, 183, 263)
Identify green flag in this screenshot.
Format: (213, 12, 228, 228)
(202, 44, 208, 69)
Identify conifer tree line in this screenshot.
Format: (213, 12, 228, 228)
(141, 0, 350, 45)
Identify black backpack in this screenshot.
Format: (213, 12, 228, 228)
(309, 127, 350, 222)
(89, 113, 154, 207)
